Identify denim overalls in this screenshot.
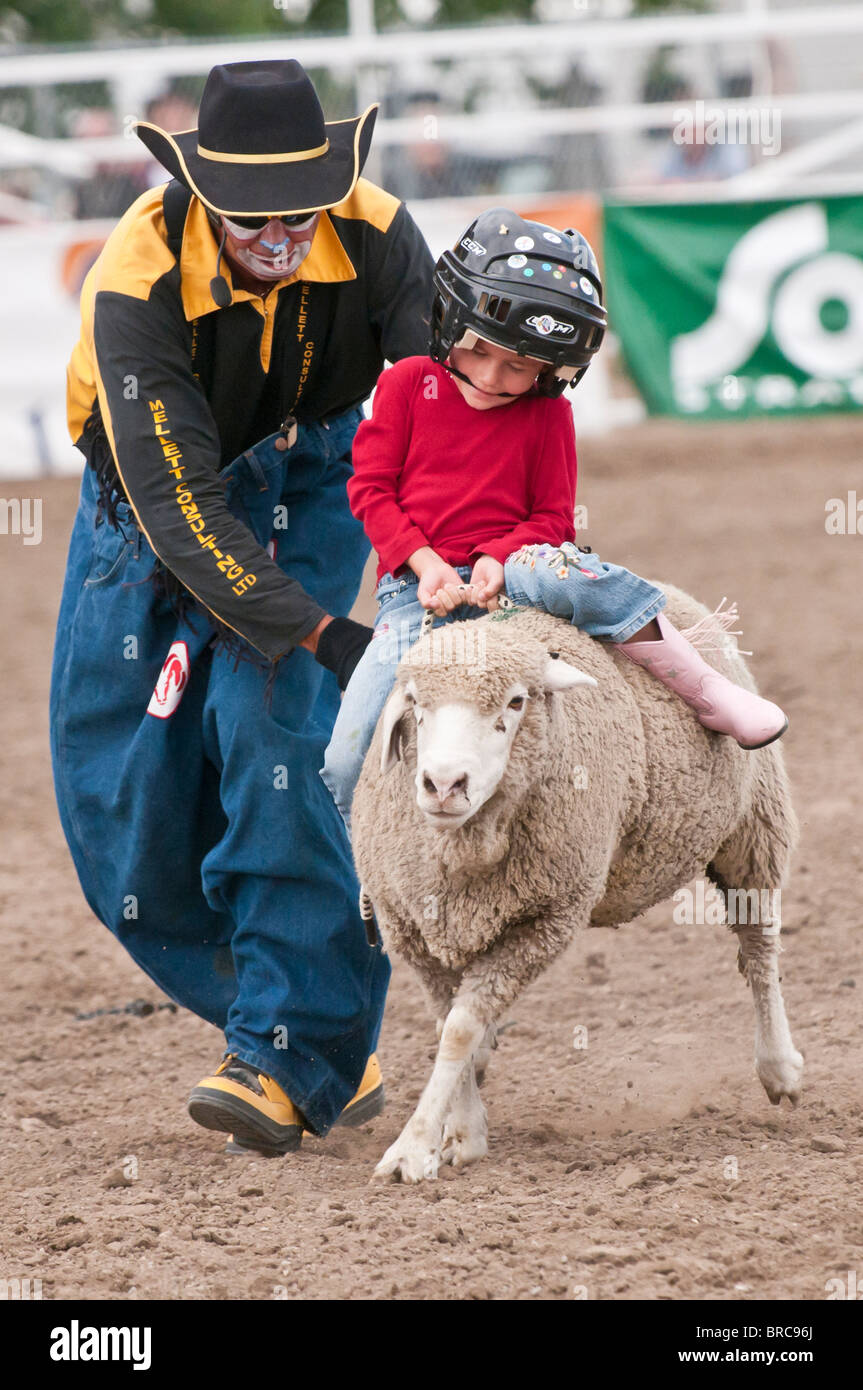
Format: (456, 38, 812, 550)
(50, 407, 390, 1135)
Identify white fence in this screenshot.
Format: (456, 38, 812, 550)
(2, 4, 863, 474)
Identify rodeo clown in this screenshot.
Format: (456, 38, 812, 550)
(51, 59, 434, 1155)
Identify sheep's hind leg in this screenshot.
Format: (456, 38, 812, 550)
(374, 1002, 487, 1184)
(707, 749, 802, 1104)
(734, 923, 803, 1105)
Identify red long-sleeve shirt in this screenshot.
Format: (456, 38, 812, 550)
(348, 356, 578, 581)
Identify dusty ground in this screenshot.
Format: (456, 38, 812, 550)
(2, 413, 861, 1302)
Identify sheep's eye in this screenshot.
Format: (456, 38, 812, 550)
(508, 696, 525, 710)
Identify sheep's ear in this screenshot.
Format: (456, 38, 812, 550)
(379, 684, 413, 773)
(543, 652, 597, 692)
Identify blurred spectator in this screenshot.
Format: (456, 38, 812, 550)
(383, 91, 455, 201)
(547, 61, 608, 193)
(70, 107, 143, 219)
(641, 53, 690, 140)
(141, 90, 199, 188)
(69, 89, 200, 218)
(656, 82, 750, 183)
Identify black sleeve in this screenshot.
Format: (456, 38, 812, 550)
(366, 201, 436, 363)
(92, 279, 327, 660)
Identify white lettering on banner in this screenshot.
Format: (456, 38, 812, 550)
(771, 254, 863, 377)
(670, 204, 827, 399)
(677, 370, 863, 415)
(671, 203, 863, 410)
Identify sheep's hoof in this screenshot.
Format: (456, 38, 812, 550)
(372, 1135, 441, 1184)
(757, 1048, 804, 1107)
(441, 1125, 488, 1170)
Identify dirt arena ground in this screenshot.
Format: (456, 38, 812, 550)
(2, 413, 861, 1302)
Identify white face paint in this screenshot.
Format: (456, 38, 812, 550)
(220, 213, 320, 280)
(379, 656, 597, 831)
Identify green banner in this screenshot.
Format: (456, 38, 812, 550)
(603, 195, 863, 419)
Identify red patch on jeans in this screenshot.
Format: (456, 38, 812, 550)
(147, 641, 190, 718)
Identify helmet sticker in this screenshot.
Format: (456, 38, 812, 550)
(514, 235, 534, 251)
(579, 276, 595, 296)
(507, 254, 527, 268)
(543, 232, 563, 244)
(526, 314, 575, 337)
(461, 236, 486, 256)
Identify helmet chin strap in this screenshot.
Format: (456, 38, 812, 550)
(444, 357, 519, 397)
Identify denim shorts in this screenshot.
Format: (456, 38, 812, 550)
(503, 541, 665, 644)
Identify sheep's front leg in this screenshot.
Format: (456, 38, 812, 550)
(375, 909, 581, 1183)
(440, 1050, 489, 1170)
(735, 924, 803, 1105)
(435, 1015, 497, 1084)
(374, 1002, 486, 1183)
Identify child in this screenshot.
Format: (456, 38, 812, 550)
(321, 209, 787, 829)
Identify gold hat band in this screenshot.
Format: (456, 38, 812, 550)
(196, 139, 330, 165)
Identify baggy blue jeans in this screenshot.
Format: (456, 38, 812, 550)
(321, 541, 666, 828)
(49, 408, 390, 1135)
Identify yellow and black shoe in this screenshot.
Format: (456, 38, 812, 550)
(333, 1053, 385, 1128)
(224, 1053, 384, 1156)
(188, 1055, 304, 1153)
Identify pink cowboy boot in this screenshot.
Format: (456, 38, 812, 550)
(618, 611, 788, 750)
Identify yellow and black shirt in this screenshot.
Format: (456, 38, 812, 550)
(67, 177, 434, 660)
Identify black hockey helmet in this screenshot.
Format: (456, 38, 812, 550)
(430, 207, 606, 396)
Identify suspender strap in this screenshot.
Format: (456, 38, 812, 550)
(162, 179, 194, 261)
(161, 179, 214, 387)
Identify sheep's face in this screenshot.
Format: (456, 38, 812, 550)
(379, 648, 597, 830)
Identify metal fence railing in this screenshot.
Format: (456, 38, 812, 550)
(3, 7, 863, 220)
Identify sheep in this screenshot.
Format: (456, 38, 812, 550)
(351, 583, 803, 1184)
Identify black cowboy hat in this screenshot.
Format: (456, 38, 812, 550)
(134, 59, 378, 217)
